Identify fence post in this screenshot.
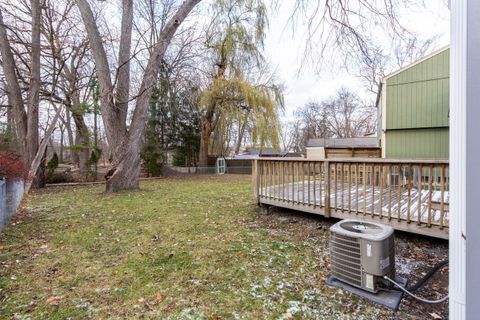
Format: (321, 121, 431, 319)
(325, 161, 331, 217)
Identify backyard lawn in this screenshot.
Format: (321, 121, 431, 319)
(0, 175, 447, 319)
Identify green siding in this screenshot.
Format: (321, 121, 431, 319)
(386, 49, 449, 130)
(385, 128, 449, 159)
(384, 48, 449, 160)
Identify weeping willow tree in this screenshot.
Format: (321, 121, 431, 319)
(203, 78, 283, 157)
(197, 0, 283, 167)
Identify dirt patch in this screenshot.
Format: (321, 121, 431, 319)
(255, 205, 449, 319)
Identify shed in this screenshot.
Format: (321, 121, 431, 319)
(306, 137, 380, 159)
(377, 47, 449, 159)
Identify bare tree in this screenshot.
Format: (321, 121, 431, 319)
(285, 87, 376, 151)
(75, 0, 201, 192)
(280, 119, 303, 152)
(41, 0, 95, 171)
(323, 88, 376, 138)
(0, 0, 41, 165)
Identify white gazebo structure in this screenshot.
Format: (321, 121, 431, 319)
(450, 1, 480, 319)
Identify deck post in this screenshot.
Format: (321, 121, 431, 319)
(451, 0, 480, 318)
(325, 161, 331, 217)
(253, 159, 260, 203)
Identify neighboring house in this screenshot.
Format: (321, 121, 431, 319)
(306, 137, 380, 159)
(377, 47, 449, 159)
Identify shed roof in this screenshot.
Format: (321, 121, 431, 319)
(383, 46, 450, 81)
(306, 137, 379, 148)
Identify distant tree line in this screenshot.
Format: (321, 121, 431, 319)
(281, 87, 377, 152)
(0, 0, 440, 192)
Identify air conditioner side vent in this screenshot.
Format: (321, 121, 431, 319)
(330, 232, 362, 287)
(329, 219, 395, 293)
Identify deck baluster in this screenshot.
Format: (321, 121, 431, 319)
(355, 163, 359, 214)
(397, 165, 403, 222)
(313, 162, 316, 208)
(371, 164, 375, 217)
(363, 163, 367, 216)
(348, 163, 352, 213)
(379, 165, 384, 219)
(417, 165, 422, 225)
(325, 162, 331, 217)
(307, 161, 311, 206)
(302, 162, 305, 205)
(407, 164, 412, 223)
(440, 165, 446, 229)
(387, 165, 392, 220)
(340, 163, 345, 211)
(319, 162, 323, 207)
(428, 165, 434, 227)
(333, 163, 337, 210)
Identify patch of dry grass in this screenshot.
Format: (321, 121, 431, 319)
(0, 175, 446, 319)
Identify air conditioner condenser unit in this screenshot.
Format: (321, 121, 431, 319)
(329, 219, 395, 293)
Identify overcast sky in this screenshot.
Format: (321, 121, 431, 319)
(263, 1, 450, 121)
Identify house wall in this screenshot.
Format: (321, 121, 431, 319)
(384, 48, 449, 159)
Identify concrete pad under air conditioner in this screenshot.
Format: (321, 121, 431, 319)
(325, 276, 407, 311)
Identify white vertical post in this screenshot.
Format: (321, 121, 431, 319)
(450, 1, 480, 319)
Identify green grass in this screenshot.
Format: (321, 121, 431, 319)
(0, 175, 399, 319)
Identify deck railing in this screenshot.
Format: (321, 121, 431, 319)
(253, 158, 449, 237)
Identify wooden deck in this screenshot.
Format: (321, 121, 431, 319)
(253, 158, 449, 239)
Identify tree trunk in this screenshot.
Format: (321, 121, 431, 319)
(0, 9, 27, 155)
(26, 0, 41, 165)
(114, 0, 133, 134)
(71, 112, 90, 172)
(198, 109, 214, 169)
(199, 127, 210, 169)
(24, 109, 61, 193)
(75, 0, 118, 148)
(235, 112, 249, 154)
(64, 109, 76, 164)
(105, 141, 141, 192)
(32, 148, 47, 188)
(59, 126, 64, 163)
(86, 0, 202, 193)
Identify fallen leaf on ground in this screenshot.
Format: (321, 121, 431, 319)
(46, 295, 63, 306)
(156, 292, 163, 302)
(0, 243, 6, 250)
(430, 312, 442, 319)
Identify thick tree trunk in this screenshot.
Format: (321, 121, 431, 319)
(198, 109, 215, 169)
(71, 111, 90, 171)
(105, 140, 141, 192)
(0, 2, 41, 165)
(0, 9, 27, 155)
(26, 0, 41, 165)
(199, 127, 210, 169)
(88, 0, 202, 193)
(114, 0, 133, 134)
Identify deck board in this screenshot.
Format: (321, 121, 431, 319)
(261, 180, 449, 227)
